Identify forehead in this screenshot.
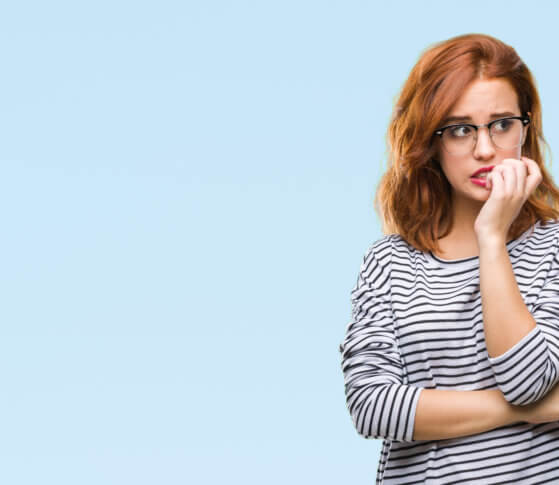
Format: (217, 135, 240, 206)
(444, 78, 520, 123)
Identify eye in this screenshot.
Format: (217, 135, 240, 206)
(447, 125, 473, 138)
(492, 118, 513, 132)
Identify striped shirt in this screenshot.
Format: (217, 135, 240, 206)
(339, 218, 559, 484)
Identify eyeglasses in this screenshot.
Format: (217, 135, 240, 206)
(433, 113, 531, 155)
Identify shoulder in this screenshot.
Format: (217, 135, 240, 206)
(510, 219, 559, 264)
(363, 233, 400, 261)
(537, 218, 559, 237)
(354, 235, 398, 290)
(526, 219, 559, 248)
(358, 233, 410, 275)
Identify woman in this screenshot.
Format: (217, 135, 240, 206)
(339, 33, 559, 483)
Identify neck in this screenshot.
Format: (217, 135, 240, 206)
(446, 194, 514, 242)
(443, 194, 481, 237)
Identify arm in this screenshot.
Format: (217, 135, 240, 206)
(479, 239, 536, 358)
(339, 243, 421, 442)
(479, 236, 559, 405)
(340, 242, 527, 443)
(413, 388, 523, 440)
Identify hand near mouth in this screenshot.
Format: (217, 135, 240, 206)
(474, 156, 543, 243)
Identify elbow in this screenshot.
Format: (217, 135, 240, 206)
(349, 404, 386, 440)
(345, 385, 389, 440)
(349, 410, 370, 439)
(503, 392, 540, 406)
(496, 359, 559, 406)
(344, 384, 416, 442)
(501, 374, 558, 406)
(349, 410, 414, 442)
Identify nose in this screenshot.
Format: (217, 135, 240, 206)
(473, 126, 496, 160)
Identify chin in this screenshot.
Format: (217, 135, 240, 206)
(472, 191, 490, 204)
(452, 186, 488, 205)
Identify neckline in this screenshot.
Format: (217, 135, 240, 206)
(425, 220, 540, 270)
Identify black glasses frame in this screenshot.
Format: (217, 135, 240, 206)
(433, 113, 531, 142)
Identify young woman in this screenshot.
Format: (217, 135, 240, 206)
(339, 33, 559, 483)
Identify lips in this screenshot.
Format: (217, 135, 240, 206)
(471, 165, 495, 178)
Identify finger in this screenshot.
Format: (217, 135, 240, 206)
(521, 156, 541, 198)
(500, 162, 516, 197)
(513, 158, 527, 196)
(486, 168, 496, 191)
(521, 156, 543, 197)
(490, 165, 505, 196)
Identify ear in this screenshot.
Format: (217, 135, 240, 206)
(523, 111, 531, 137)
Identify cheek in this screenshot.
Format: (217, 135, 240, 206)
(439, 154, 470, 180)
(439, 160, 457, 181)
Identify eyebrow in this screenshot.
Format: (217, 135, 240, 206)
(442, 111, 517, 125)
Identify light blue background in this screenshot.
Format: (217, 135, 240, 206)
(2, 1, 558, 484)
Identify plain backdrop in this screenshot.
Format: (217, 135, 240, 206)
(1, 1, 559, 484)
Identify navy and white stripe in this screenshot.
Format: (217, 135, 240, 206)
(339, 219, 559, 484)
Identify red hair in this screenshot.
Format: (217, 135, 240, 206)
(375, 32, 559, 253)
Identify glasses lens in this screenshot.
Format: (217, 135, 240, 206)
(441, 118, 526, 155)
(441, 125, 476, 155)
(490, 118, 525, 150)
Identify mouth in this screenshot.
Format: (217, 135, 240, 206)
(471, 172, 489, 180)
(471, 165, 495, 179)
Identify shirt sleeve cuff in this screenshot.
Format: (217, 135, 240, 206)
(488, 325, 548, 404)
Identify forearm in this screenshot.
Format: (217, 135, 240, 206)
(413, 388, 525, 440)
(478, 237, 537, 358)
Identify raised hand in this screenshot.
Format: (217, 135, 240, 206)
(474, 156, 542, 244)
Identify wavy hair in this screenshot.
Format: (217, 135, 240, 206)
(375, 32, 559, 253)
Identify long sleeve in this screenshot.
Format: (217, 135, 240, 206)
(488, 245, 559, 406)
(339, 241, 422, 442)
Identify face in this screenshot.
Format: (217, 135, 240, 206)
(435, 77, 530, 207)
